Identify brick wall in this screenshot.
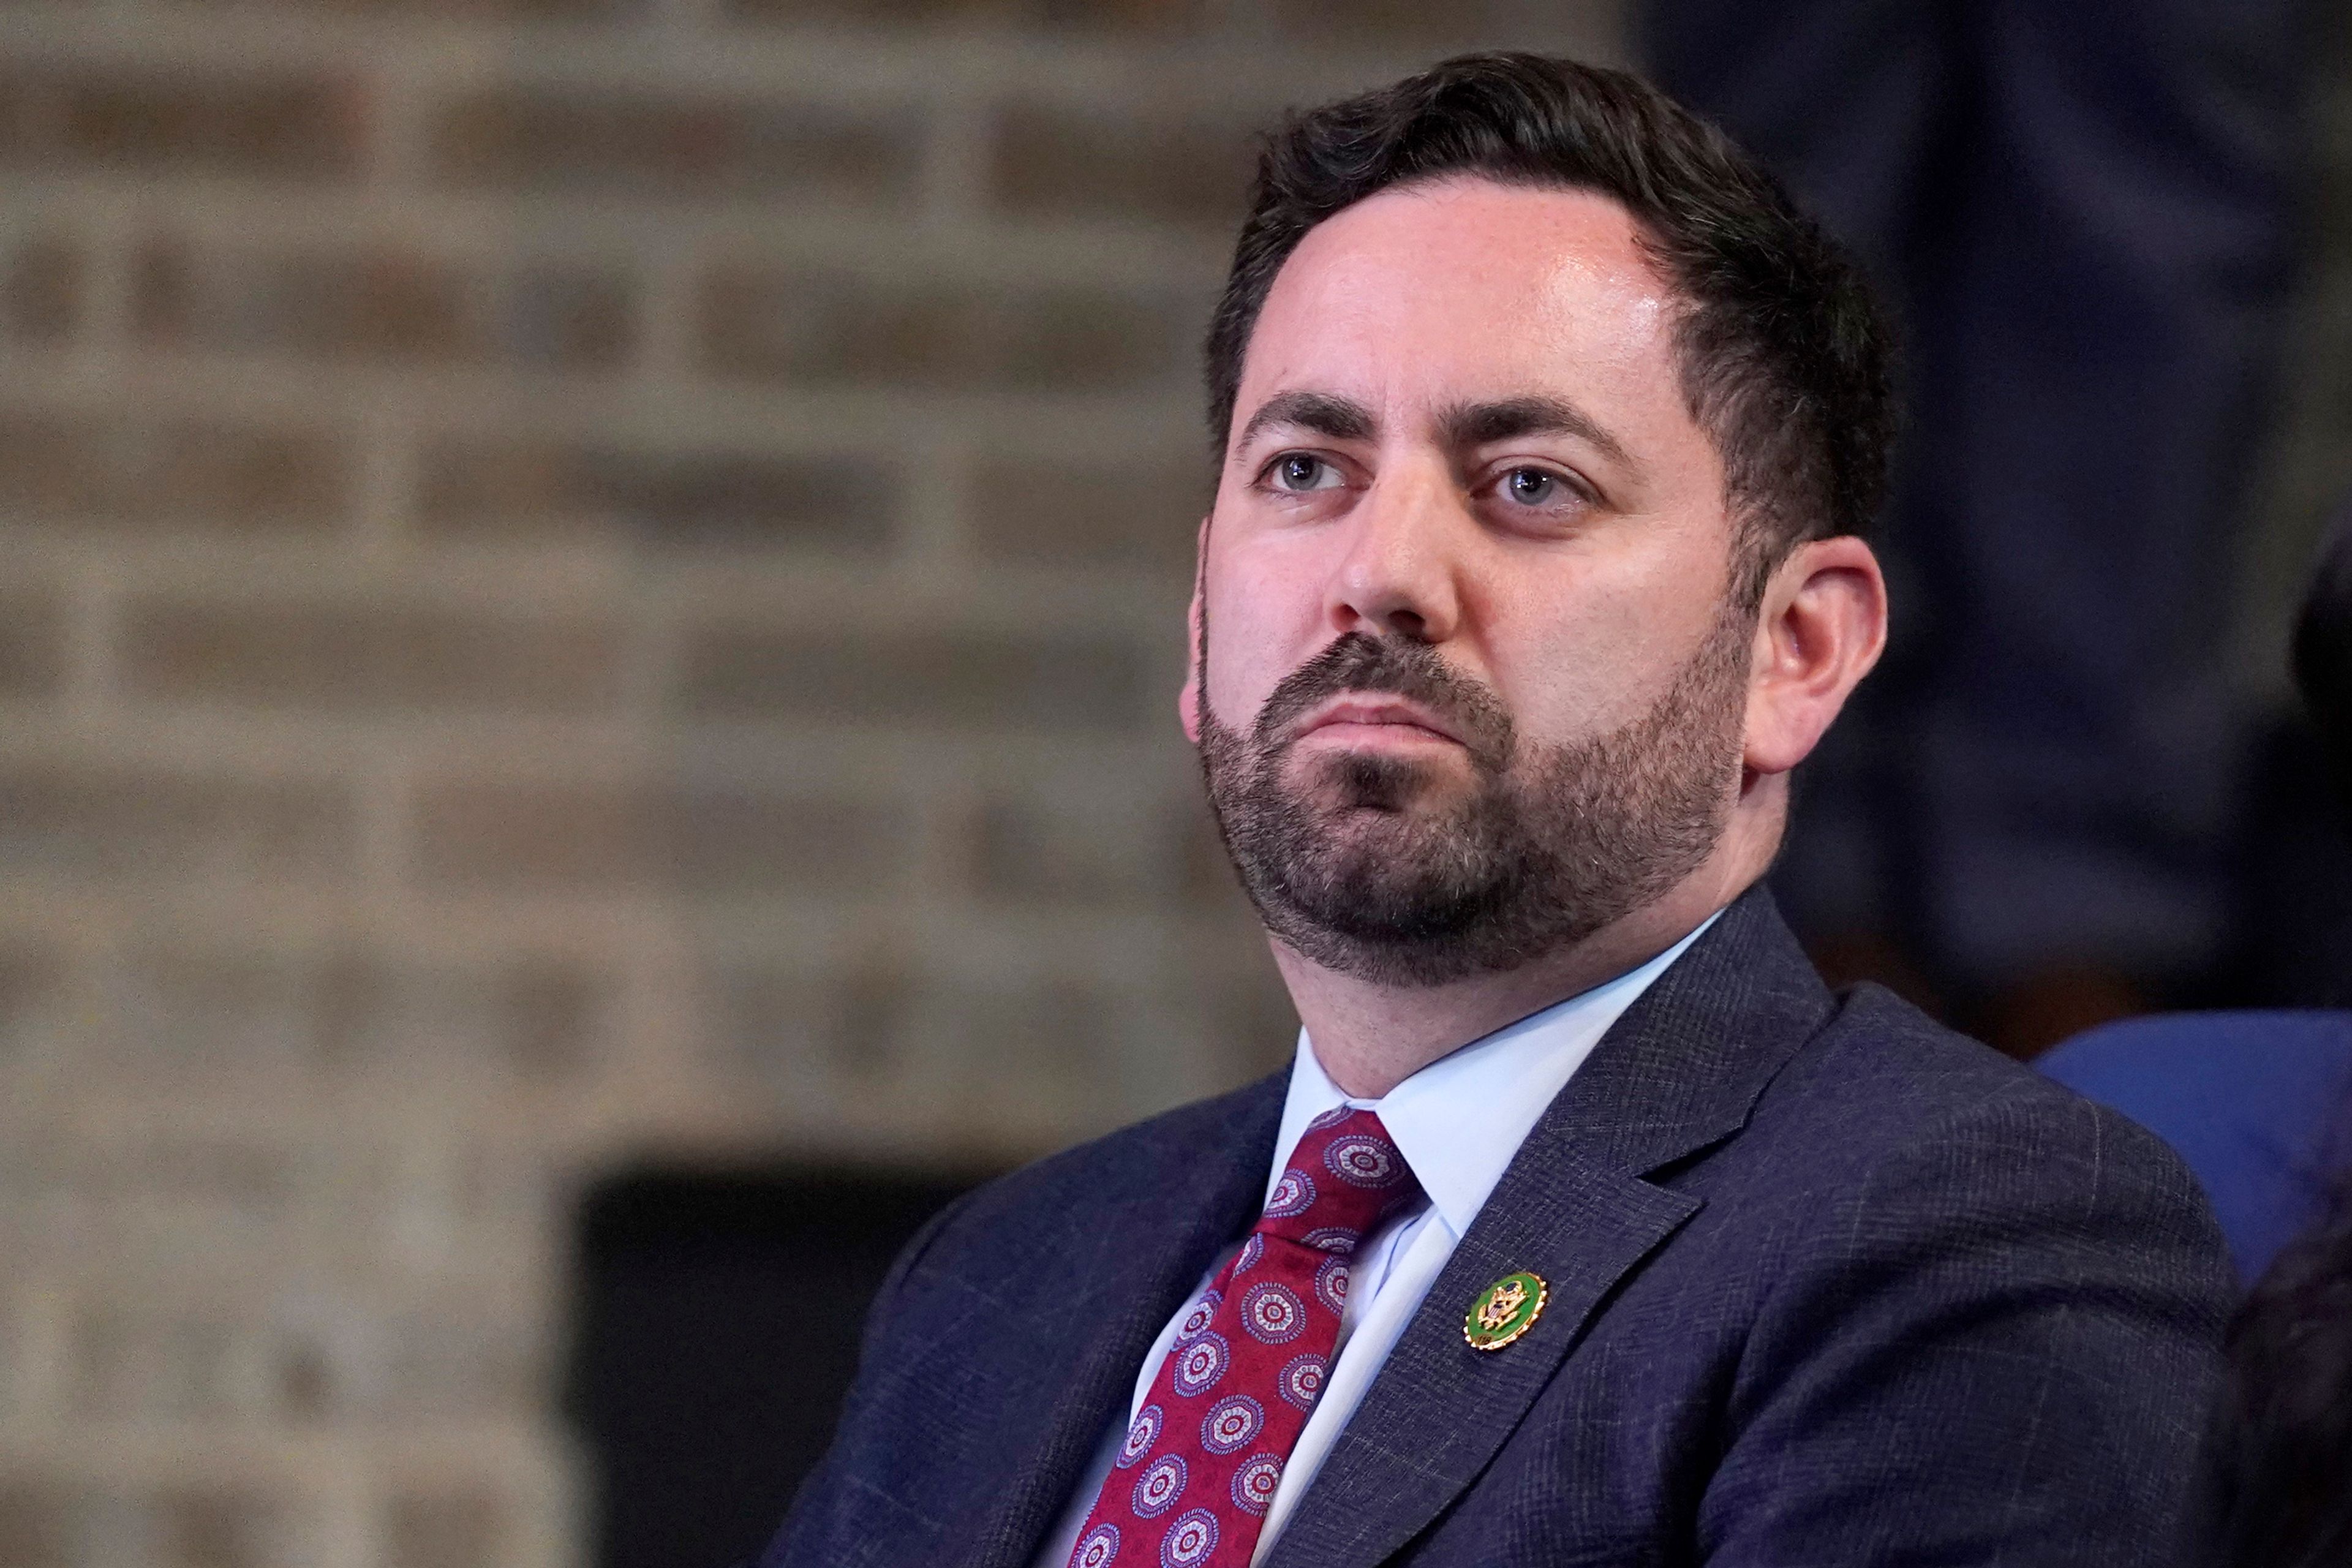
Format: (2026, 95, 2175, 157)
(0, 4, 1627, 1566)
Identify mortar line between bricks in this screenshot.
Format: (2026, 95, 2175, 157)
(0, 179, 1240, 287)
(632, 242, 696, 380)
(0, 345, 1205, 448)
(896, 425, 967, 575)
(58, 560, 121, 728)
(362, 31, 436, 191)
(356, 747, 413, 896)
(916, 85, 992, 232)
(0, 16, 1585, 107)
(349, 410, 418, 565)
(62, 186, 137, 380)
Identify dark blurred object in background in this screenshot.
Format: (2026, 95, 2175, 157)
(566, 1166, 985, 1568)
(2026, 502, 2352, 1568)
(2295, 495, 2352, 809)
(2223, 492, 2352, 1008)
(2223, 494, 2352, 1009)
(2224, 714, 2352, 1011)
(2209, 1174, 2352, 1568)
(2041, 501, 2352, 1562)
(2032, 500, 2342, 1561)
(1640, 0, 2320, 1054)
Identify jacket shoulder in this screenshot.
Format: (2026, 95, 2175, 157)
(1765, 981, 2210, 1201)
(1694, 987, 2234, 1566)
(1715, 982, 2233, 1352)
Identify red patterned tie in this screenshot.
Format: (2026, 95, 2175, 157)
(1065, 1107, 1422, 1568)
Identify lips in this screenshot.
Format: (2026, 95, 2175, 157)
(1291, 695, 1466, 748)
(1246, 631, 1509, 768)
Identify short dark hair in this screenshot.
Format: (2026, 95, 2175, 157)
(1204, 52, 1898, 600)
(2294, 505, 2352, 814)
(2210, 1167, 2352, 1568)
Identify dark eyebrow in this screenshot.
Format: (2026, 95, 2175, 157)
(1234, 390, 1378, 452)
(1436, 395, 1634, 470)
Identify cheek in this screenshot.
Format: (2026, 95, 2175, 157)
(1200, 529, 1332, 723)
(1484, 565, 1717, 739)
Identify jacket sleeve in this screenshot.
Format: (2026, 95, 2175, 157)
(754, 1187, 978, 1568)
(1698, 1085, 2233, 1567)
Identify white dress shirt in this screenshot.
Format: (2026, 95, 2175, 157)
(1031, 916, 1716, 1568)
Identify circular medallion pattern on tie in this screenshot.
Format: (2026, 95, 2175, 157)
(1277, 1351, 1327, 1411)
(1199, 1393, 1264, 1455)
(1264, 1169, 1316, 1218)
(1169, 1332, 1228, 1398)
(1324, 1133, 1401, 1188)
(1231, 1453, 1284, 1517)
(1131, 1454, 1186, 1518)
(1159, 1509, 1219, 1568)
(1115, 1404, 1163, 1469)
(1314, 1255, 1350, 1317)
(1300, 1225, 1357, 1253)
(1240, 1281, 1306, 1344)
(1231, 1234, 1264, 1276)
(1071, 1523, 1120, 1568)
(1305, 1106, 1354, 1132)
(1172, 1291, 1219, 1346)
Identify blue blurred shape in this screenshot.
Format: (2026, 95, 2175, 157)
(2041, 1011, 2352, 1286)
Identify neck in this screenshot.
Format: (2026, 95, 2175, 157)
(1274, 811, 1777, 1099)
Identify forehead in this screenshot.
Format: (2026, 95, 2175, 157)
(1237, 177, 1685, 436)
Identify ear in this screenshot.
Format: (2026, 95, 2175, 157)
(1178, 515, 1211, 744)
(1743, 535, 1887, 777)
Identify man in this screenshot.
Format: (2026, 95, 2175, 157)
(764, 54, 2232, 1568)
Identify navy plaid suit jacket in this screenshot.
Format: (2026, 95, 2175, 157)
(764, 886, 2232, 1566)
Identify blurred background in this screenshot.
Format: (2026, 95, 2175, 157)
(0, 1, 2346, 1566)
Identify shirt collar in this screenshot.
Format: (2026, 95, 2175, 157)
(1268, 912, 1720, 1237)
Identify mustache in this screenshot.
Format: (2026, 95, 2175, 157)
(1253, 634, 1514, 766)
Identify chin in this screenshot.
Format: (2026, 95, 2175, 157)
(1294, 748, 1469, 816)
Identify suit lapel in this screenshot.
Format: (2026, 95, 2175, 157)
(1264, 888, 1832, 1567)
(1264, 1144, 1700, 1568)
(965, 1070, 1290, 1568)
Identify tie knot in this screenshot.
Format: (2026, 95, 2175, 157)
(1256, 1106, 1420, 1250)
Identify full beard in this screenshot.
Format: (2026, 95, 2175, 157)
(1196, 611, 1752, 987)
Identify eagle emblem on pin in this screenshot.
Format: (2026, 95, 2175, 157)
(1464, 1270, 1548, 1351)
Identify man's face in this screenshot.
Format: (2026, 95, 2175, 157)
(1192, 176, 1755, 985)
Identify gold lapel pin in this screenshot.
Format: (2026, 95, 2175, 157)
(1464, 1270, 1548, 1351)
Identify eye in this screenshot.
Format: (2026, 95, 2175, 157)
(1268, 453, 1344, 492)
(1502, 467, 1561, 505)
(1482, 464, 1598, 524)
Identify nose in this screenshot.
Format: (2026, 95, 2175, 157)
(1326, 460, 1464, 644)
